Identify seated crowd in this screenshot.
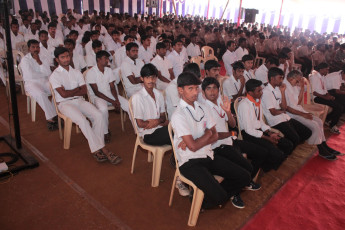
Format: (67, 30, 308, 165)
(1, 8, 345, 210)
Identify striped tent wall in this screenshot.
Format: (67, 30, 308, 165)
(13, 0, 345, 34)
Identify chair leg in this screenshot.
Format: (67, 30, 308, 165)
(169, 171, 178, 206)
(147, 151, 153, 162)
(31, 98, 36, 122)
(130, 139, 140, 174)
(27, 96, 30, 114)
(188, 188, 204, 227)
(120, 108, 125, 132)
(58, 117, 63, 140)
(76, 125, 80, 133)
(63, 118, 73, 149)
(151, 150, 165, 187)
(20, 81, 25, 95)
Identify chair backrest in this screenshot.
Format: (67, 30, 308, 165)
(168, 123, 182, 174)
(128, 97, 139, 135)
(254, 57, 265, 68)
(82, 69, 92, 102)
(233, 96, 246, 140)
(203, 55, 218, 63)
(16, 42, 29, 55)
(190, 56, 203, 69)
(49, 83, 62, 117)
(218, 76, 229, 96)
(12, 50, 25, 77)
(303, 77, 312, 104)
(291, 63, 302, 71)
(201, 46, 214, 59)
(118, 69, 129, 99)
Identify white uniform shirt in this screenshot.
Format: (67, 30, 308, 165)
(75, 25, 88, 38)
(20, 53, 51, 83)
(171, 100, 216, 167)
(181, 46, 189, 63)
(24, 30, 39, 42)
(204, 98, 233, 149)
(186, 43, 201, 57)
(49, 66, 85, 103)
(48, 34, 63, 48)
(115, 45, 127, 68)
(325, 71, 342, 90)
(86, 65, 116, 102)
(165, 78, 179, 120)
(138, 45, 154, 64)
(39, 43, 54, 66)
(167, 50, 185, 78)
(234, 47, 249, 60)
(151, 55, 173, 85)
(85, 50, 96, 67)
(85, 40, 105, 56)
(238, 97, 270, 138)
(284, 79, 307, 115)
(10, 31, 24, 48)
(309, 70, 328, 98)
(243, 69, 256, 82)
(72, 52, 87, 72)
(106, 39, 121, 53)
(92, 25, 107, 35)
(222, 75, 245, 99)
(132, 87, 165, 137)
(255, 64, 268, 85)
(121, 56, 144, 97)
(19, 25, 31, 34)
(222, 49, 238, 76)
(150, 36, 157, 53)
(261, 83, 291, 127)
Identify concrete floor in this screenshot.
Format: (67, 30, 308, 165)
(0, 86, 321, 230)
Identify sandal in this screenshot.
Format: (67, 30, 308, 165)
(93, 150, 108, 162)
(106, 152, 122, 165)
(47, 121, 58, 131)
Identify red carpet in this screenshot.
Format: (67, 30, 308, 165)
(241, 124, 345, 230)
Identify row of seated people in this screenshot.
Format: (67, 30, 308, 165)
(18, 37, 344, 210)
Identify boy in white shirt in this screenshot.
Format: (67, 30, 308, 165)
(86, 51, 129, 143)
(106, 30, 122, 56)
(10, 22, 24, 48)
(24, 21, 39, 42)
(222, 40, 237, 76)
(310, 63, 344, 134)
(255, 57, 279, 85)
(47, 22, 63, 48)
(64, 39, 87, 73)
(242, 54, 255, 82)
(186, 33, 201, 58)
(121, 42, 144, 97)
(284, 70, 341, 160)
(132, 63, 170, 145)
(171, 71, 251, 209)
(138, 35, 154, 64)
(85, 40, 102, 68)
(49, 47, 122, 164)
(222, 61, 246, 100)
(262, 67, 312, 150)
(167, 39, 186, 77)
(115, 35, 134, 68)
(235, 37, 249, 61)
(151, 42, 175, 90)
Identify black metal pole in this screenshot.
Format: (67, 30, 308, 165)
(2, 0, 22, 149)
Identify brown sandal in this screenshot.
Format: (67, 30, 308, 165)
(106, 152, 122, 165)
(93, 150, 108, 162)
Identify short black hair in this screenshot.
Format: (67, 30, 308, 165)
(126, 42, 139, 51)
(242, 54, 254, 62)
(268, 67, 284, 81)
(54, 47, 69, 58)
(69, 30, 79, 36)
(204, 60, 221, 71)
(91, 30, 99, 36)
(140, 63, 158, 77)
(278, 52, 288, 59)
(27, 39, 39, 48)
(141, 34, 150, 43)
(111, 30, 120, 35)
(177, 72, 201, 87)
(266, 57, 279, 66)
(172, 39, 183, 47)
(233, 61, 245, 71)
(38, 30, 48, 37)
(48, 22, 57, 29)
(96, 50, 110, 60)
(124, 35, 134, 41)
(92, 40, 102, 49)
(183, 63, 201, 79)
(64, 38, 75, 46)
(315, 62, 329, 71)
(190, 33, 197, 38)
(238, 37, 247, 44)
(201, 77, 220, 91)
(226, 40, 235, 47)
(156, 42, 166, 50)
(246, 79, 262, 92)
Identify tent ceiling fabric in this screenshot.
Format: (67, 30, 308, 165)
(14, 0, 345, 34)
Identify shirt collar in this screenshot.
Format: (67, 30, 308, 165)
(180, 99, 199, 110)
(267, 83, 275, 91)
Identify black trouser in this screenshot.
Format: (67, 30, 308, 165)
(179, 156, 251, 209)
(273, 119, 312, 150)
(143, 126, 171, 146)
(233, 139, 269, 178)
(314, 96, 344, 127)
(328, 89, 345, 108)
(241, 131, 293, 171)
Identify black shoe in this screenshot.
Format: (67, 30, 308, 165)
(323, 143, 344, 156)
(47, 121, 58, 131)
(244, 181, 261, 191)
(231, 194, 245, 209)
(318, 150, 337, 161)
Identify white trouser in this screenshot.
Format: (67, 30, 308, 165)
(0, 65, 5, 85)
(25, 80, 57, 120)
(93, 95, 131, 134)
(58, 98, 105, 153)
(289, 113, 326, 145)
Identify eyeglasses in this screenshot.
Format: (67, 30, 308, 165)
(186, 106, 205, 122)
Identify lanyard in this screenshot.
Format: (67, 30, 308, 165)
(252, 103, 260, 120)
(319, 76, 325, 90)
(234, 83, 239, 92)
(272, 91, 280, 100)
(213, 107, 225, 118)
(186, 106, 205, 122)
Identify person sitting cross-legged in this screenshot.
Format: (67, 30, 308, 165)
(171, 71, 251, 209)
(132, 63, 171, 146)
(49, 47, 122, 164)
(86, 50, 130, 143)
(284, 70, 341, 160)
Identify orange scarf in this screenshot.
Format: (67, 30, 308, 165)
(247, 94, 261, 107)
